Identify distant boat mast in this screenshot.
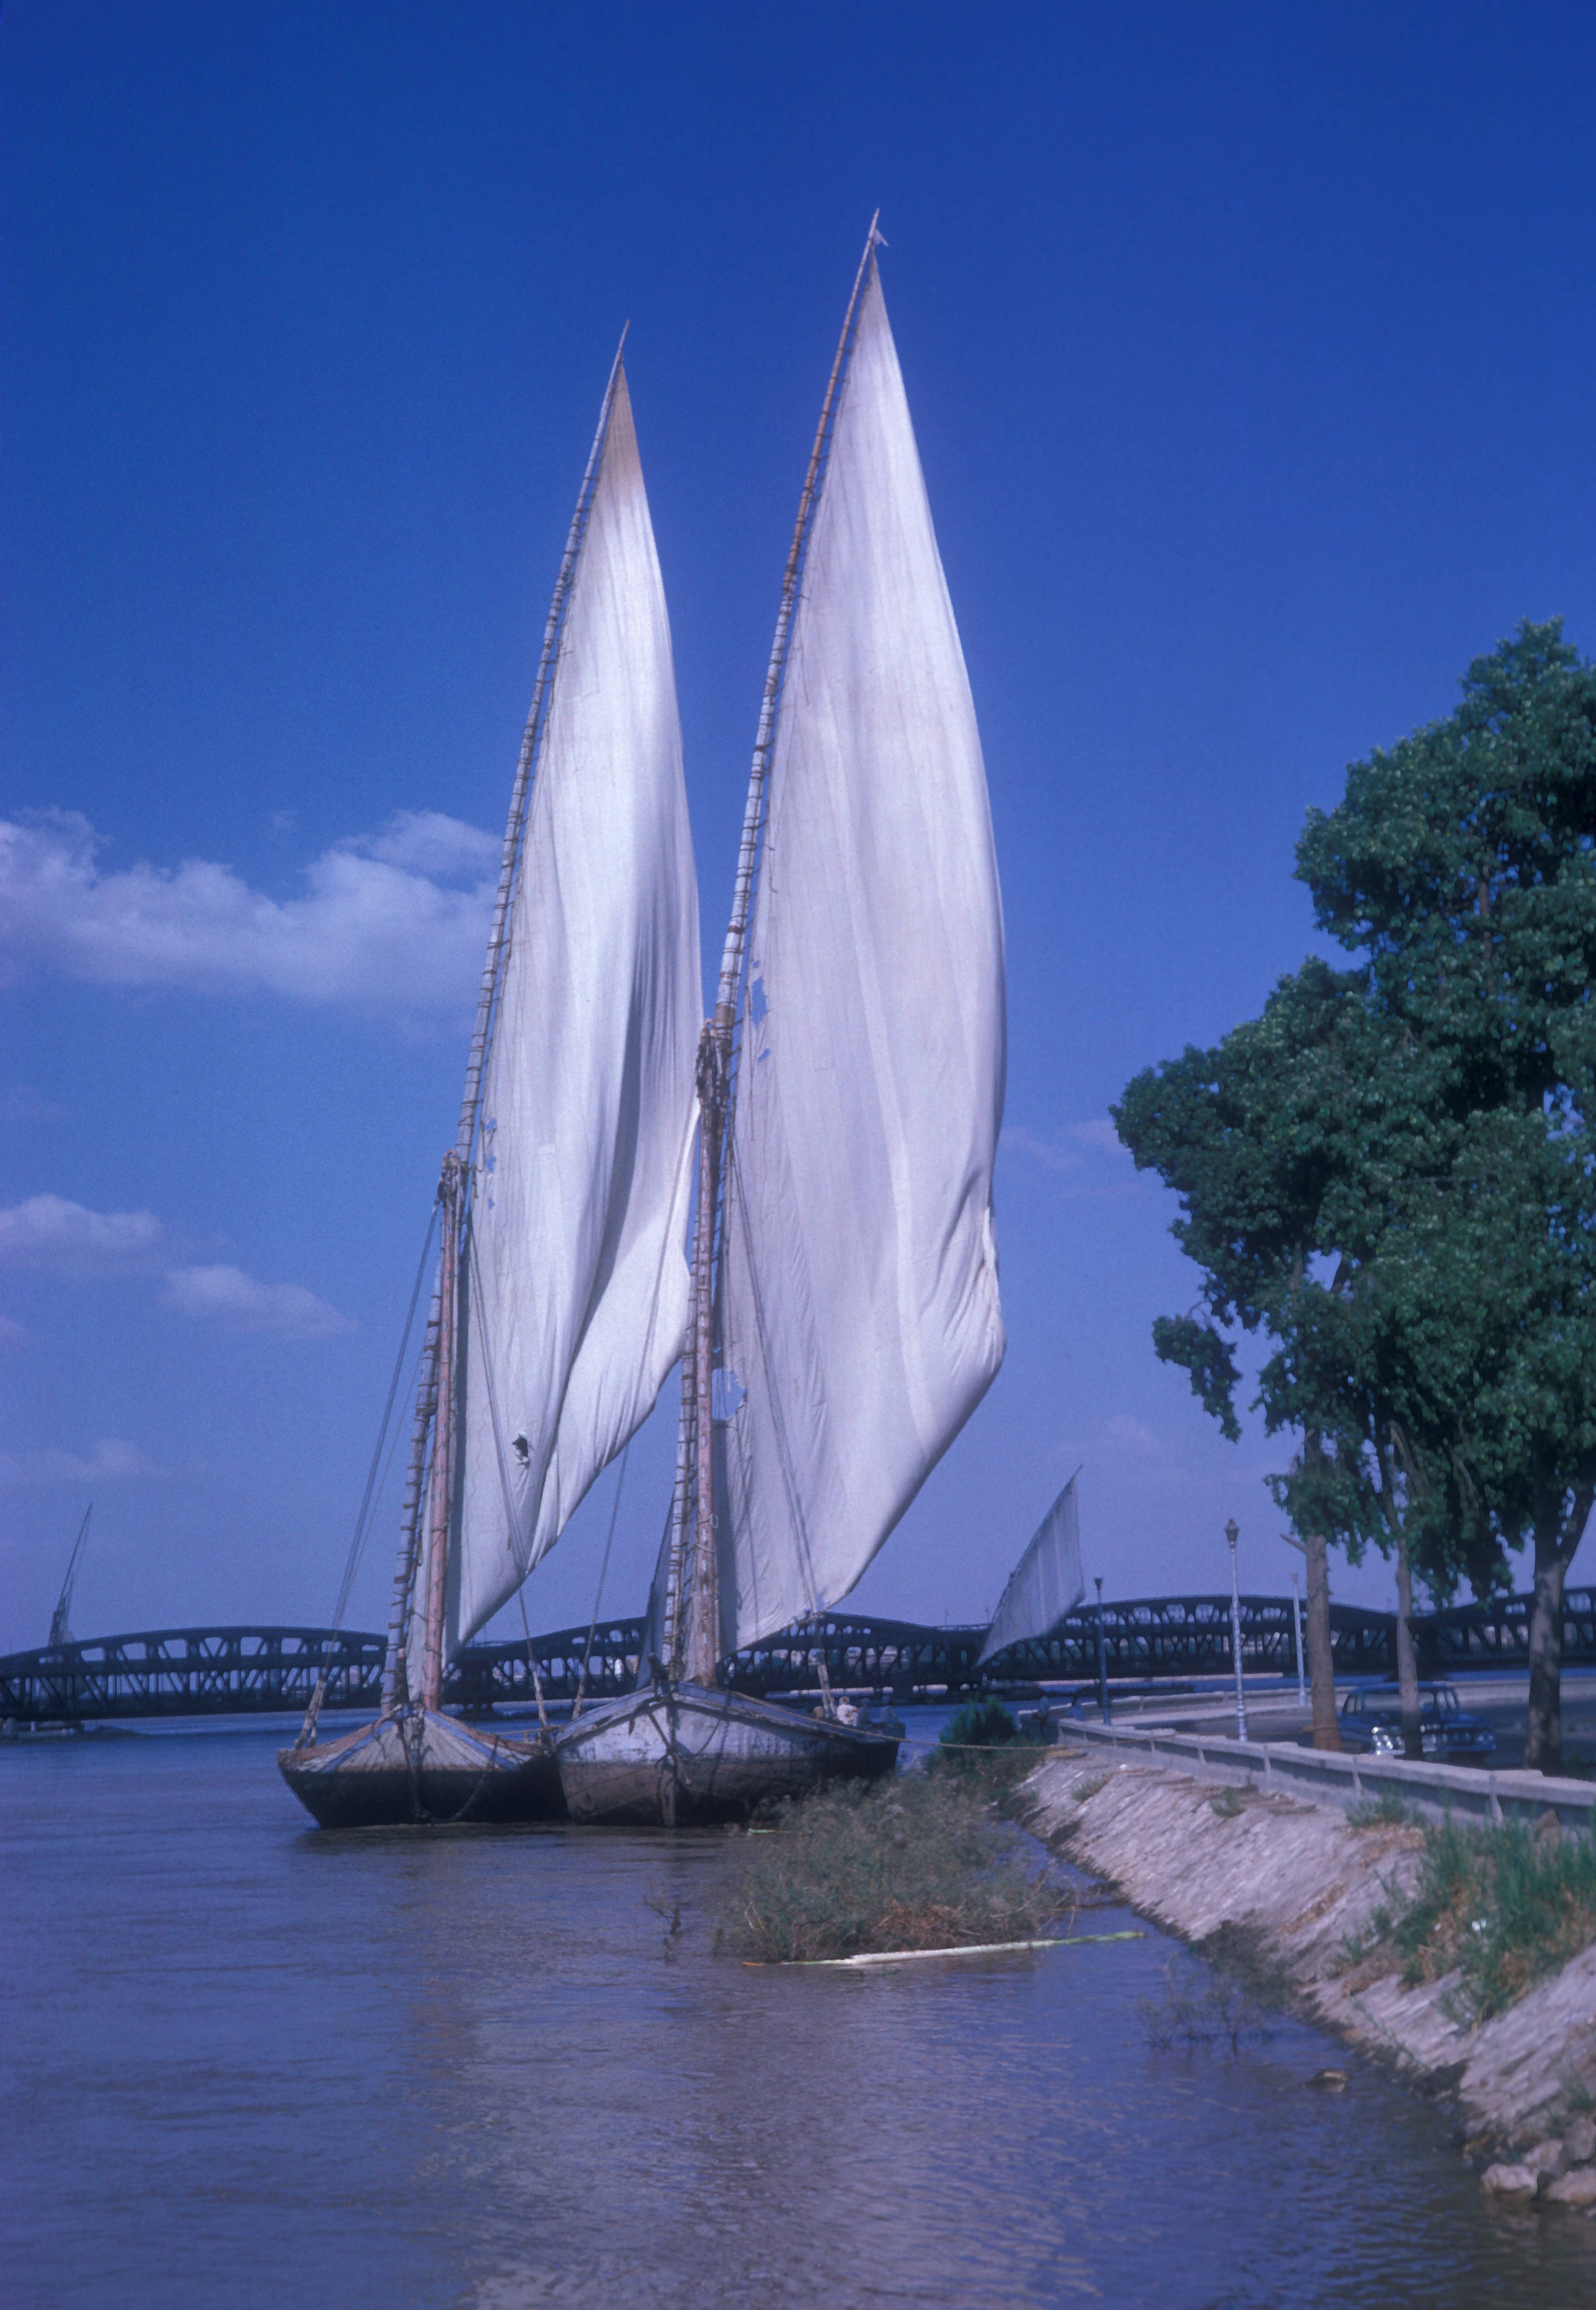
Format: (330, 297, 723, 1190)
(48, 1504, 92, 1650)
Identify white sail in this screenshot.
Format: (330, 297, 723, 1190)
(976, 1475, 1084, 1667)
(713, 262, 1006, 1651)
(446, 369, 699, 1651)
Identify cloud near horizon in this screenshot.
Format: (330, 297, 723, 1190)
(0, 1197, 354, 1341)
(0, 1194, 165, 1276)
(161, 1264, 355, 1341)
(0, 1436, 164, 1488)
(0, 808, 496, 1018)
(1000, 1119, 1134, 1175)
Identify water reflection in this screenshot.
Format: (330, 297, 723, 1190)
(3, 1723, 1595, 2308)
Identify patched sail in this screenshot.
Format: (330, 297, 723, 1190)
(713, 260, 1006, 1651)
(976, 1475, 1084, 1668)
(446, 368, 699, 1650)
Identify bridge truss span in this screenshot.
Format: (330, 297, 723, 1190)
(0, 1626, 387, 1726)
(5, 1590, 1591, 1726)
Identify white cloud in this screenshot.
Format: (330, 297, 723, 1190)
(1000, 1126, 1085, 1175)
(1068, 1117, 1130, 1158)
(0, 1199, 352, 1341)
(162, 1263, 355, 1341)
(1102, 1412, 1166, 1461)
(361, 809, 500, 881)
(0, 1312, 28, 1348)
(0, 1436, 162, 1488)
(1000, 1119, 1132, 1175)
(0, 1194, 165, 1276)
(0, 808, 496, 1018)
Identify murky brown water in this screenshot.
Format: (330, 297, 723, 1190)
(5, 1718, 1595, 2308)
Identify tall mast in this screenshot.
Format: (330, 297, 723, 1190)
(676, 219, 883, 1685)
(384, 341, 629, 1712)
(418, 1154, 462, 1708)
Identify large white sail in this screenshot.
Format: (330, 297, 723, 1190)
(446, 369, 699, 1651)
(713, 262, 1006, 1651)
(976, 1475, 1084, 1668)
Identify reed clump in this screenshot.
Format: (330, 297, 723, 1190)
(1352, 1817, 1596, 2017)
(927, 1698, 1038, 1794)
(726, 1772, 1062, 1964)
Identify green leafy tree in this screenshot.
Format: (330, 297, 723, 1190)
(1299, 621, 1596, 1771)
(1117, 623, 1596, 1771)
(1114, 961, 1480, 1755)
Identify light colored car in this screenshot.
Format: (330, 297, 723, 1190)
(1338, 1681, 1496, 1758)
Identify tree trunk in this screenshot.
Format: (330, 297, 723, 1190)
(1523, 1479, 1590, 1774)
(1392, 1523, 1423, 1762)
(1304, 1527, 1342, 1751)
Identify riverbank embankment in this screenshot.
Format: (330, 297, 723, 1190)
(1019, 1744, 1596, 2198)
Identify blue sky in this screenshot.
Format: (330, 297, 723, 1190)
(5, 1, 1596, 1650)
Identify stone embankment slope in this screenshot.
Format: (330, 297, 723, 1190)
(1021, 1745, 1596, 2199)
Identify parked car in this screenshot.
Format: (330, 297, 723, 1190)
(1338, 1682, 1496, 1758)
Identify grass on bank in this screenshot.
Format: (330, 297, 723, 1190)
(724, 1771, 1064, 1964)
(1348, 1817, 1596, 2018)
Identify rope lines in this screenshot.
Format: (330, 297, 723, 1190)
(296, 1212, 437, 1749)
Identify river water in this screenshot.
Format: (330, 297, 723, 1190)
(5, 1720, 1595, 2310)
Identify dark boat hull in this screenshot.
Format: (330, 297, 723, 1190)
(278, 1708, 565, 1828)
(553, 1681, 900, 1826)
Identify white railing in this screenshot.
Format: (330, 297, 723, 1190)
(1050, 1717, 1596, 1830)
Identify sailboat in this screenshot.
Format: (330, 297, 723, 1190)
(280, 346, 701, 1829)
(555, 222, 1008, 1826)
(976, 1474, 1086, 1670)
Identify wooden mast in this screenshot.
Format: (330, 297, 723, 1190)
(419, 1153, 461, 1709)
(381, 342, 629, 1715)
(676, 219, 884, 1687)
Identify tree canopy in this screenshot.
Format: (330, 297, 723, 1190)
(1114, 622, 1596, 1767)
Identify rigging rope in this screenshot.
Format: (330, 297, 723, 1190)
(294, 1211, 437, 1749)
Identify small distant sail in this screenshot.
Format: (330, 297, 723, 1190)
(976, 1475, 1085, 1668)
(446, 368, 700, 1651)
(713, 257, 1006, 1651)
(48, 1503, 92, 1649)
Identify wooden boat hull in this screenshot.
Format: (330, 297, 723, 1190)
(553, 1681, 900, 1826)
(277, 1708, 565, 1828)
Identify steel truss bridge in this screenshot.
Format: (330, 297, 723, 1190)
(3, 1589, 1594, 1727)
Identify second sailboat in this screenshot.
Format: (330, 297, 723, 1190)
(556, 224, 1008, 1825)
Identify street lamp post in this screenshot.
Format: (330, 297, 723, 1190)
(1095, 1575, 1110, 1725)
(1225, 1518, 1248, 1743)
(1290, 1570, 1306, 1708)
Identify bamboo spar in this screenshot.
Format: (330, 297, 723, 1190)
(676, 218, 884, 1686)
